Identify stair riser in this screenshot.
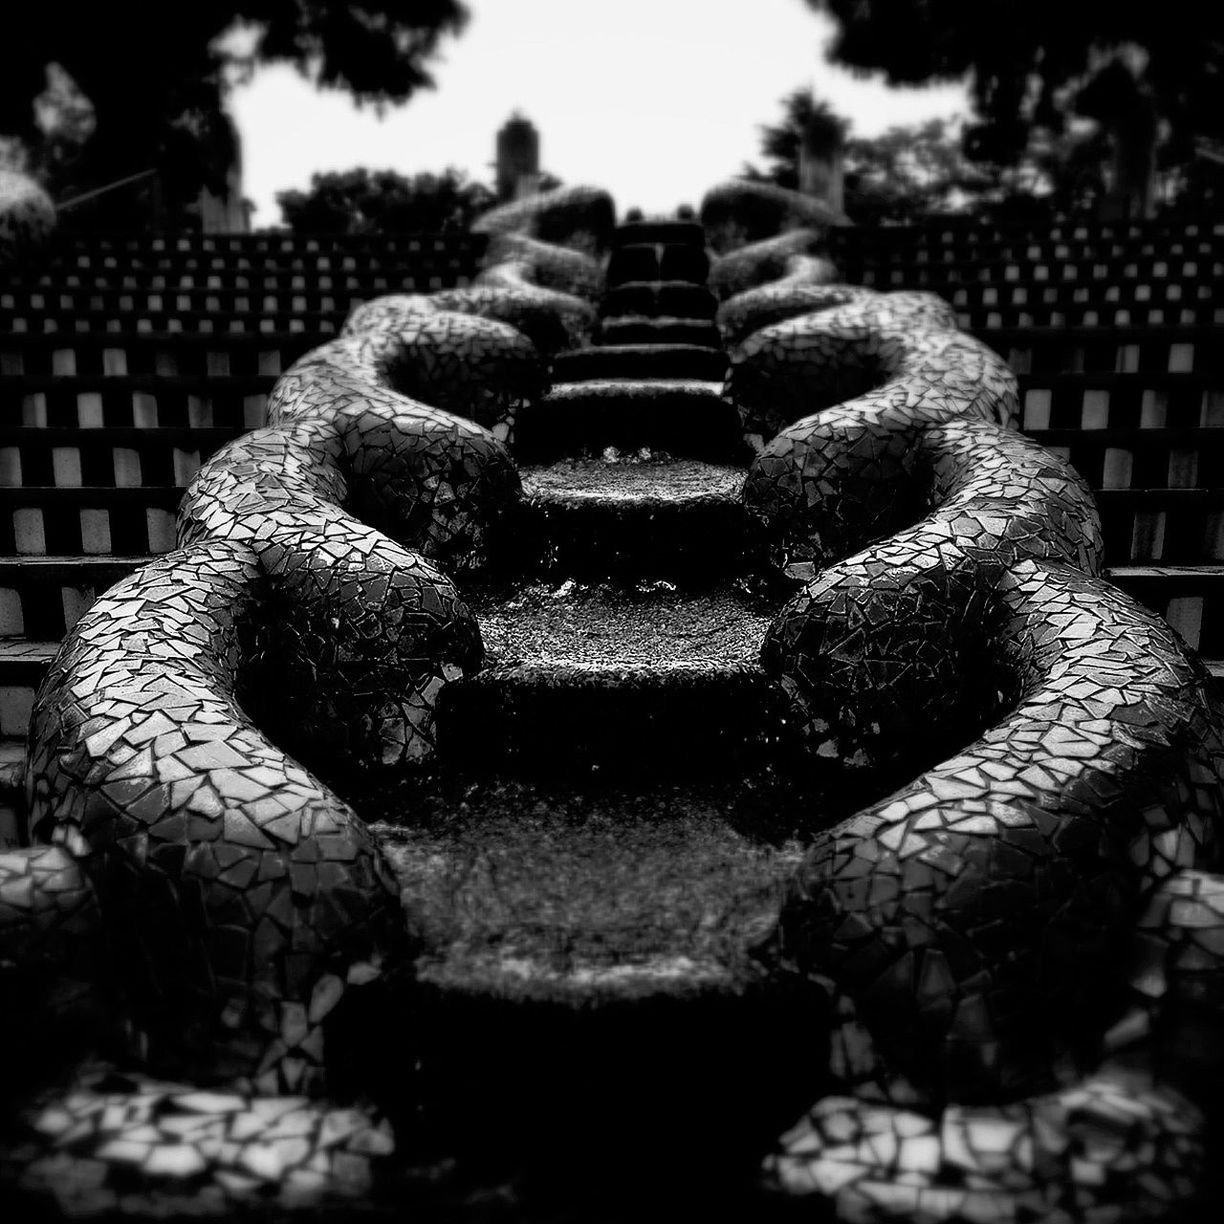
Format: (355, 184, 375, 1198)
(1107, 576, 1224, 655)
(600, 283, 717, 322)
(2, 431, 239, 488)
(0, 491, 179, 555)
(6, 385, 268, 429)
(1096, 494, 1224, 566)
(504, 498, 747, 581)
(437, 669, 794, 778)
(612, 221, 706, 247)
(0, 336, 312, 378)
(552, 345, 727, 383)
(605, 244, 710, 288)
(598, 318, 722, 347)
(514, 385, 743, 464)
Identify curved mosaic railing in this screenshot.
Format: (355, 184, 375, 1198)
(4, 176, 1224, 1218)
(711, 179, 1224, 1218)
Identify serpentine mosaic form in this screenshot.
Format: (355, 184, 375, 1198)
(1, 176, 1221, 1220)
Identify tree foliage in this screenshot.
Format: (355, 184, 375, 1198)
(805, 1, 1224, 214)
(754, 90, 850, 190)
(746, 92, 1119, 223)
(276, 168, 496, 234)
(1, 3, 468, 215)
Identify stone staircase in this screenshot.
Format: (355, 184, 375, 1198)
(3, 212, 1224, 1214)
(2, 216, 1224, 803)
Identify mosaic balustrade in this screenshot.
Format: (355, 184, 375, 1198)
(1, 175, 1222, 1220)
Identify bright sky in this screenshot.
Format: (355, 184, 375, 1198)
(227, 0, 970, 228)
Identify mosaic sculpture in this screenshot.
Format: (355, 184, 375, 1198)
(713, 188, 1224, 1219)
(3, 174, 1223, 1221)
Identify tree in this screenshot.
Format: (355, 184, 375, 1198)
(804, 1, 1224, 217)
(753, 90, 849, 191)
(0, 3, 468, 218)
(745, 90, 1116, 223)
(276, 168, 496, 234)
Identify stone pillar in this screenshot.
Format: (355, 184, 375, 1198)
(798, 128, 845, 217)
(496, 114, 541, 202)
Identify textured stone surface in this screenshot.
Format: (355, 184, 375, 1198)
(6, 189, 1224, 1222)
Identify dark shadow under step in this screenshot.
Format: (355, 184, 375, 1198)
(598, 315, 723, 347)
(605, 242, 710, 289)
(515, 379, 743, 462)
(552, 342, 727, 384)
(600, 281, 718, 322)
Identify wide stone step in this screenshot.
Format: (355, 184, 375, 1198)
(0, 330, 318, 377)
(1016, 372, 1224, 433)
(5, 374, 272, 428)
(1094, 487, 1224, 565)
(514, 379, 742, 463)
(605, 243, 710, 289)
(1106, 564, 1224, 655)
(0, 486, 180, 554)
(1026, 426, 1224, 492)
(437, 580, 790, 779)
(551, 343, 727, 384)
(510, 457, 747, 579)
(0, 639, 57, 738)
(0, 554, 145, 639)
(983, 324, 1222, 377)
(598, 315, 723, 348)
(364, 769, 829, 1195)
(2, 426, 241, 488)
(612, 220, 707, 248)
(600, 281, 718, 322)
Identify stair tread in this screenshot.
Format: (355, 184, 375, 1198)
(520, 457, 742, 507)
(544, 378, 724, 397)
(369, 776, 808, 1005)
(1108, 564, 1224, 577)
(0, 640, 59, 662)
(0, 554, 147, 571)
(460, 580, 772, 676)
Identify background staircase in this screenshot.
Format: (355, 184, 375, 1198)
(2, 216, 1223, 788)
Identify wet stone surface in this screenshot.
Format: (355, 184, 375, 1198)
(371, 777, 813, 1003)
(461, 576, 773, 669)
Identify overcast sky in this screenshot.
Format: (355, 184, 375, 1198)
(227, 0, 969, 227)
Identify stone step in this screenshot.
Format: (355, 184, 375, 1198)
(514, 379, 743, 463)
(551, 343, 727, 384)
(0, 486, 180, 555)
(0, 309, 342, 337)
(510, 457, 748, 580)
(1, 285, 354, 314)
(1026, 426, 1224, 492)
(0, 554, 145, 639)
(964, 305, 1221, 331)
(1016, 372, 1224, 433)
(600, 281, 718, 322)
(611, 220, 707, 248)
(1095, 487, 1224, 566)
(361, 771, 830, 1191)
(2, 426, 240, 488)
(0, 640, 57, 738)
(437, 580, 791, 779)
(1106, 564, 1224, 655)
(5, 374, 271, 428)
(0, 330, 318, 377)
(598, 316, 723, 347)
(605, 243, 710, 289)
